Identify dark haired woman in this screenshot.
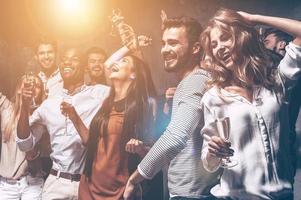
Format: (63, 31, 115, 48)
(79, 33, 155, 199)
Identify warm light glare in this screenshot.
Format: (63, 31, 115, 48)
(59, 0, 83, 13)
(56, 0, 86, 16)
(47, 0, 103, 37)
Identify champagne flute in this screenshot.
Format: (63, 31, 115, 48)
(25, 71, 38, 109)
(216, 117, 238, 168)
(62, 95, 72, 136)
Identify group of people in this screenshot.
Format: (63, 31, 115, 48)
(0, 7, 301, 200)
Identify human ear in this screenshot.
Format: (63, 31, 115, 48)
(192, 42, 201, 54)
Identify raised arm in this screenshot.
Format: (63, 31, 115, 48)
(17, 84, 33, 140)
(238, 11, 301, 45)
(105, 10, 151, 68)
(104, 35, 152, 69)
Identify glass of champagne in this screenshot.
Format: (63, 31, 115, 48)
(24, 71, 38, 109)
(62, 95, 72, 136)
(216, 117, 238, 168)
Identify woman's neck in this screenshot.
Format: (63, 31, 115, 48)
(224, 85, 253, 103)
(113, 81, 132, 102)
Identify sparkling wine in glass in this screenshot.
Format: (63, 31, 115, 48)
(62, 95, 72, 136)
(25, 71, 38, 109)
(216, 117, 237, 168)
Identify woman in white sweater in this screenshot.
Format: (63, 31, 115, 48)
(200, 9, 301, 200)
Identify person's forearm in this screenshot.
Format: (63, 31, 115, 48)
(17, 105, 31, 139)
(137, 146, 151, 158)
(204, 153, 221, 172)
(104, 46, 130, 68)
(128, 170, 145, 185)
(71, 115, 89, 145)
(252, 14, 301, 39)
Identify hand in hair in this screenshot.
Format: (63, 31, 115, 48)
(237, 11, 257, 26)
(125, 138, 148, 157)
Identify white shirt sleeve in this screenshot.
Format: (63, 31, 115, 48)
(16, 106, 46, 152)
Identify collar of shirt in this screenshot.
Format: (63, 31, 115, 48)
(62, 84, 88, 96)
(38, 68, 60, 83)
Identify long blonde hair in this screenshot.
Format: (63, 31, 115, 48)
(201, 8, 276, 90)
(2, 78, 23, 142)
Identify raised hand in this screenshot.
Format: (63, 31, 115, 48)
(161, 9, 167, 23)
(137, 35, 152, 47)
(21, 77, 35, 108)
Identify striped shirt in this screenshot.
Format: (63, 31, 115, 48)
(138, 68, 220, 198)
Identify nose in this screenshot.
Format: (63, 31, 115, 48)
(161, 44, 170, 55)
(63, 58, 71, 65)
(216, 43, 226, 56)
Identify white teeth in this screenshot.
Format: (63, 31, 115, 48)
(64, 67, 73, 73)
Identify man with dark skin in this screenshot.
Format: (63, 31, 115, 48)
(17, 48, 109, 199)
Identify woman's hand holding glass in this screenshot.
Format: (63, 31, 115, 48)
(207, 135, 233, 159)
(22, 72, 36, 109)
(207, 117, 237, 168)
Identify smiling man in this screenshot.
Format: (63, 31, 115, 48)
(16, 47, 110, 199)
(85, 47, 107, 86)
(35, 37, 63, 97)
(124, 16, 220, 200)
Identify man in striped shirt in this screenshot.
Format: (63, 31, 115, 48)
(124, 16, 220, 200)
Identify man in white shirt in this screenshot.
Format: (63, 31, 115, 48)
(17, 47, 110, 199)
(34, 37, 63, 97)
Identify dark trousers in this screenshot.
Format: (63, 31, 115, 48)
(170, 196, 216, 200)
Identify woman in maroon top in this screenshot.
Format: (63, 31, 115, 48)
(79, 23, 155, 199)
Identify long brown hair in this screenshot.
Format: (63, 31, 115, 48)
(84, 55, 154, 179)
(201, 8, 276, 90)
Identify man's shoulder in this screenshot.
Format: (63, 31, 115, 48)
(86, 84, 110, 93)
(179, 69, 209, 93)
(84, 84, 110, 99)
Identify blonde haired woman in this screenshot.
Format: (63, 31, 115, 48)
(0, 76, 45, 199)
(200, 9, 301, 199)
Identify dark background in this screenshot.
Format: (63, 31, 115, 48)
(1, 0, 301, 97)
(1, 1, 301, 199)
